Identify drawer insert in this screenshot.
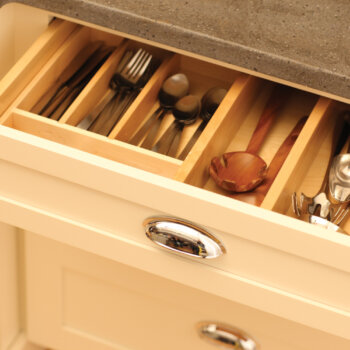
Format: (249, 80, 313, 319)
(0, 18, 348, 232)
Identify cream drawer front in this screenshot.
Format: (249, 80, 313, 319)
(25, 232, 350, 350)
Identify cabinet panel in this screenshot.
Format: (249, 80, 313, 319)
(0, 223, 20, 350)
(25, 232, 350, 350)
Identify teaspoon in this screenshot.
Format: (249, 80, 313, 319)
(152, 94, 201, 156)
(178, 87, 227, 160)
(129, 73, 190, 147)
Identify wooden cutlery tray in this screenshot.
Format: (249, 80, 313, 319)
(0, 18, 347, 229)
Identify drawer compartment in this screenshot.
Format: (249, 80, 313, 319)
(0, 17, 348, 230)
(25, 232, 350, 350)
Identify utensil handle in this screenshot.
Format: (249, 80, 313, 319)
(256, 116, 307, 199)
(152, 120, 178, 155)
(76, 89, 116, 130)
(40, 85, 71, 117)
(246, 85, 289, 154)
(129, 106, 163, 145)
(66, 45, 114, 89)
(88, 89, 122, 132)
(178, 121, 206, 160)
(141, 109, 168, 149)
(32, 42, 104, 115)
(167, 123, 184, 157)
(49, 86, 82, 121)
(31, 80, 64, 115)
(97, 89, 137, 136)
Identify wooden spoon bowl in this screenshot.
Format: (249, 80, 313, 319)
(209, 85, 290, 193)
(210, 152, 267, 192)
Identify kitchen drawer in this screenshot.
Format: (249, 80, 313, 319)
(25, 232, 350, 350)
(1, 6, 350, 342)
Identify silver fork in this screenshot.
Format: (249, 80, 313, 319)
(90, 48, 153, 136)
(77, 49, 152, 132)
(76, 50, 133, 130)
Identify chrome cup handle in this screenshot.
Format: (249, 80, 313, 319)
(143, 216, 226, 259)
(197, 322, 258, 350)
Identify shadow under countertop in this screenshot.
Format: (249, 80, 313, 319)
(1, 0, 350, 102)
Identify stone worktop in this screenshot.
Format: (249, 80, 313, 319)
(1, 0, 350, 101)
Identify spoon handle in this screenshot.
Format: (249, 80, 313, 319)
(129, 106, 163, 146)
(152, 120, 178, 154)
(167, 123, 185, 157)
(141, 109, 168, 149)
(178, 121, 206, 160)
(256, 116, 307, 198)
(246, 85, 289, 154)
(230, 116, 307, 206)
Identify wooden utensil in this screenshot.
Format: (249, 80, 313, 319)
(231, 116, 307, 206)
(209, 85, 289, 192)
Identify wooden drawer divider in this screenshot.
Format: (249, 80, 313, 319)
(0, 17, 347, 228)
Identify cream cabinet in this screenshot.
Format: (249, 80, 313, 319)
(0, 3, 350, 350)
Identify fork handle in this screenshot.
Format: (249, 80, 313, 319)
(76, 89, 116, 130)
(88, 89, 123, 133)
(97, 89, 137, 136)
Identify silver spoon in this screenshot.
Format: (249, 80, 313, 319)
(328, 112, 350, 203)
(329, 153, 350, 202)
(152, 94, 201, 157)
(178, 87, 227, 160)
(129, 73, 190, 147)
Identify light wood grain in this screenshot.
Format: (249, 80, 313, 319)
(110, 54, 180, 141)
(0, 19, 77, 117)
(17, 26, 91, 112)
(9, 109, 180, 178)
(263, 97, 336, 212)
(120, 54, 239, 159)
(199, 86, 319, 199)
(175, 74, 262, 187)
(60, 40, 128, 126)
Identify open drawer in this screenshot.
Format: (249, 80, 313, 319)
(0, 6, 350, 344)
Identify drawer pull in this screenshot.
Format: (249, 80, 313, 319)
(143, 217, 225, 259)
(198, 322, 258, 350)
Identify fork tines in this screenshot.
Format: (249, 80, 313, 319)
(117, 48, 153, 85)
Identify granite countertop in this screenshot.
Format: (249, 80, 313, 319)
(1, 0, 350, 101)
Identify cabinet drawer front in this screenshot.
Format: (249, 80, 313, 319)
(25, 233, 350, 350)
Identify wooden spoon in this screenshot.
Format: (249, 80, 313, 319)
(231, 116, 308, 206)
(209, 85, 289, 192)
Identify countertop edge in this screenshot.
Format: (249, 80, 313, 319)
(1, 0, 350, 102)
